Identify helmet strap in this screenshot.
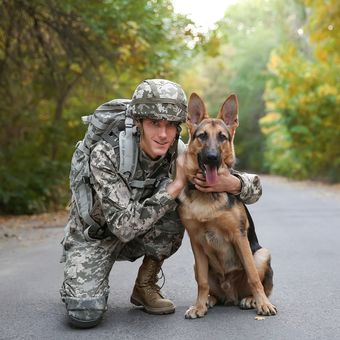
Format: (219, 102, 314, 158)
(134, 119, 142, 144)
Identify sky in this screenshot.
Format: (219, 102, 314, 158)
(172, 0, 237, 31)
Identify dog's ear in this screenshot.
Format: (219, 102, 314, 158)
(217, 94, 239, 137)
(187, 93, 208, 129)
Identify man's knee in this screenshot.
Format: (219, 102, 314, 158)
(144, 232, 184, 261)
(63, 296, 108, 328)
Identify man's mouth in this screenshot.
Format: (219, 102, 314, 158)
(153, 140, 169, 146)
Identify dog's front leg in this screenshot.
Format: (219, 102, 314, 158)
(185, 239, 210, 319)
(234, 235, 277, 316)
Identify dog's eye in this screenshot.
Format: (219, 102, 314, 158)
(197, 132, 208, 142)
(218, 132, 228, 143)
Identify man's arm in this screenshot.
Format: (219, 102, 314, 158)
(192, 167, 262, 205)
(90, 142, 178, 243)
(230, 169, 262, 204)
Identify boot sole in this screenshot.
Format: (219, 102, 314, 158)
(130, 296, 175, 315)
(68, 315, 103, 329)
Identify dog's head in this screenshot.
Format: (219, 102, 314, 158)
(185, 93, 239, 185)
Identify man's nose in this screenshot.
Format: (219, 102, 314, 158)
(158, 126, 167, 138)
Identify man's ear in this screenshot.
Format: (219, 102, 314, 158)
(187, 93, 208, 132)
(217, 94, 239, 138)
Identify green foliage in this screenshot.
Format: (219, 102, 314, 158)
(261, 0, 340, 182)
(2, 0, 339, 214)
(0, 0, 201, 214)
(180, 0, 304, 172)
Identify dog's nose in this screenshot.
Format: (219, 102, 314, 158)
(200, 149, 221, 168)
(206, 151, 219, 162)
(205, 150, 219, 164)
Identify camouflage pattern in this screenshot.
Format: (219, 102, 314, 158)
(62, 295, 107, 327)
(64, 296, 107, 323)
(127, 79, 187, 123)
(60, 139, 262, 318)
(60, 140, 184, 308)
(64, 296, 108, 310)
(231, 170, 262, 204)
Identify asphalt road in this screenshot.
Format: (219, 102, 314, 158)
(0, 176, 340, 340)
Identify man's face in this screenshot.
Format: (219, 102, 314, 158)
(140, 118, 178, 159)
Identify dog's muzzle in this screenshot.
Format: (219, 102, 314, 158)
(198, 149, 221, 186)
(199, 149, 221, 169)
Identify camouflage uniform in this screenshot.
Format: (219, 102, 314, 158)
(60, 79, 262, 326)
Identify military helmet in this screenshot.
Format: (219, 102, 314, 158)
(128, 79, 187, 123)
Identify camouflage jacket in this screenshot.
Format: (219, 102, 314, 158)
(84, 140, 262, 244)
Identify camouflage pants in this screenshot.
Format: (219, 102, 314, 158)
(60, 209, 184, 303)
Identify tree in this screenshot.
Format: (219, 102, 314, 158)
(0, 0, 200, 213)
(180, 0, 305, 171)
(261, 0, 340, 181)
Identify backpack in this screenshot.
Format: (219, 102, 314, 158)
(69, 98, 138, 236)
(69, 98, 184, 240)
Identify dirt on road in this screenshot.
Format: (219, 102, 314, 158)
(0, 210, 68, 244)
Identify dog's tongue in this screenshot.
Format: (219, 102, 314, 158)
(205, 165, 218, 185)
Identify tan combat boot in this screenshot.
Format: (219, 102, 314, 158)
(130, 256, 175, 314)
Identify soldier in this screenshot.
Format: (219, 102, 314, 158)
(60, 79, 262, 328)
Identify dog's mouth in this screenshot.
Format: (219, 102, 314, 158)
(204, 164, 218, 186)
(198, 153, 219, 186)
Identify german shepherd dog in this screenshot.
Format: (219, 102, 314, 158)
(178, 93, 277, 319)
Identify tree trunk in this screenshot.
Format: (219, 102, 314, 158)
(51, 93, 67, 161)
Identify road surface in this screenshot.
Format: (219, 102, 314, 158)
(0, 176, 339, 339)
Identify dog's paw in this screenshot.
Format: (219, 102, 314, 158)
(256, 297, 277, 316)
(207, 295, 218, 308)
(239, 296, 256, 310)
(185, 304, 208, 319)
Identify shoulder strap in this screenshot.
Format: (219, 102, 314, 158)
(119, 116, 139, 179)
(129, 178, 160, 189)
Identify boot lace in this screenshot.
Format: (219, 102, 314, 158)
(157, 267, 165, 290)
(145, 265, 166, 295)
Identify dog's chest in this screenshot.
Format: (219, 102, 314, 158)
(202, 229, 243, 274)
(178, 190, 227, 222)
(178, 188, 244, 274)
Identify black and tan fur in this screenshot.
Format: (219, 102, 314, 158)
(178, 93, 277, 319)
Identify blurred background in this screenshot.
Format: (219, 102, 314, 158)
(0, 0, 339, 214)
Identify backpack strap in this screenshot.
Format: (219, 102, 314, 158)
(101, 120, 120, 146)
(79, 183, 107, 241)
(129, 178, 161, 189)
(119, 116, 138, 179)
(73, 174, 103, 241)
(77, 140, 89, 155)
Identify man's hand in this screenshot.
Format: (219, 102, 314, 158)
(193, 167, 241, 195)
(167, 153, 188, 199)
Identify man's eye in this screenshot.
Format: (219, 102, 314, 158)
(166, 122, 176, 128)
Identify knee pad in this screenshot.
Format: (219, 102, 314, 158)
(64, 296, 108, 329)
